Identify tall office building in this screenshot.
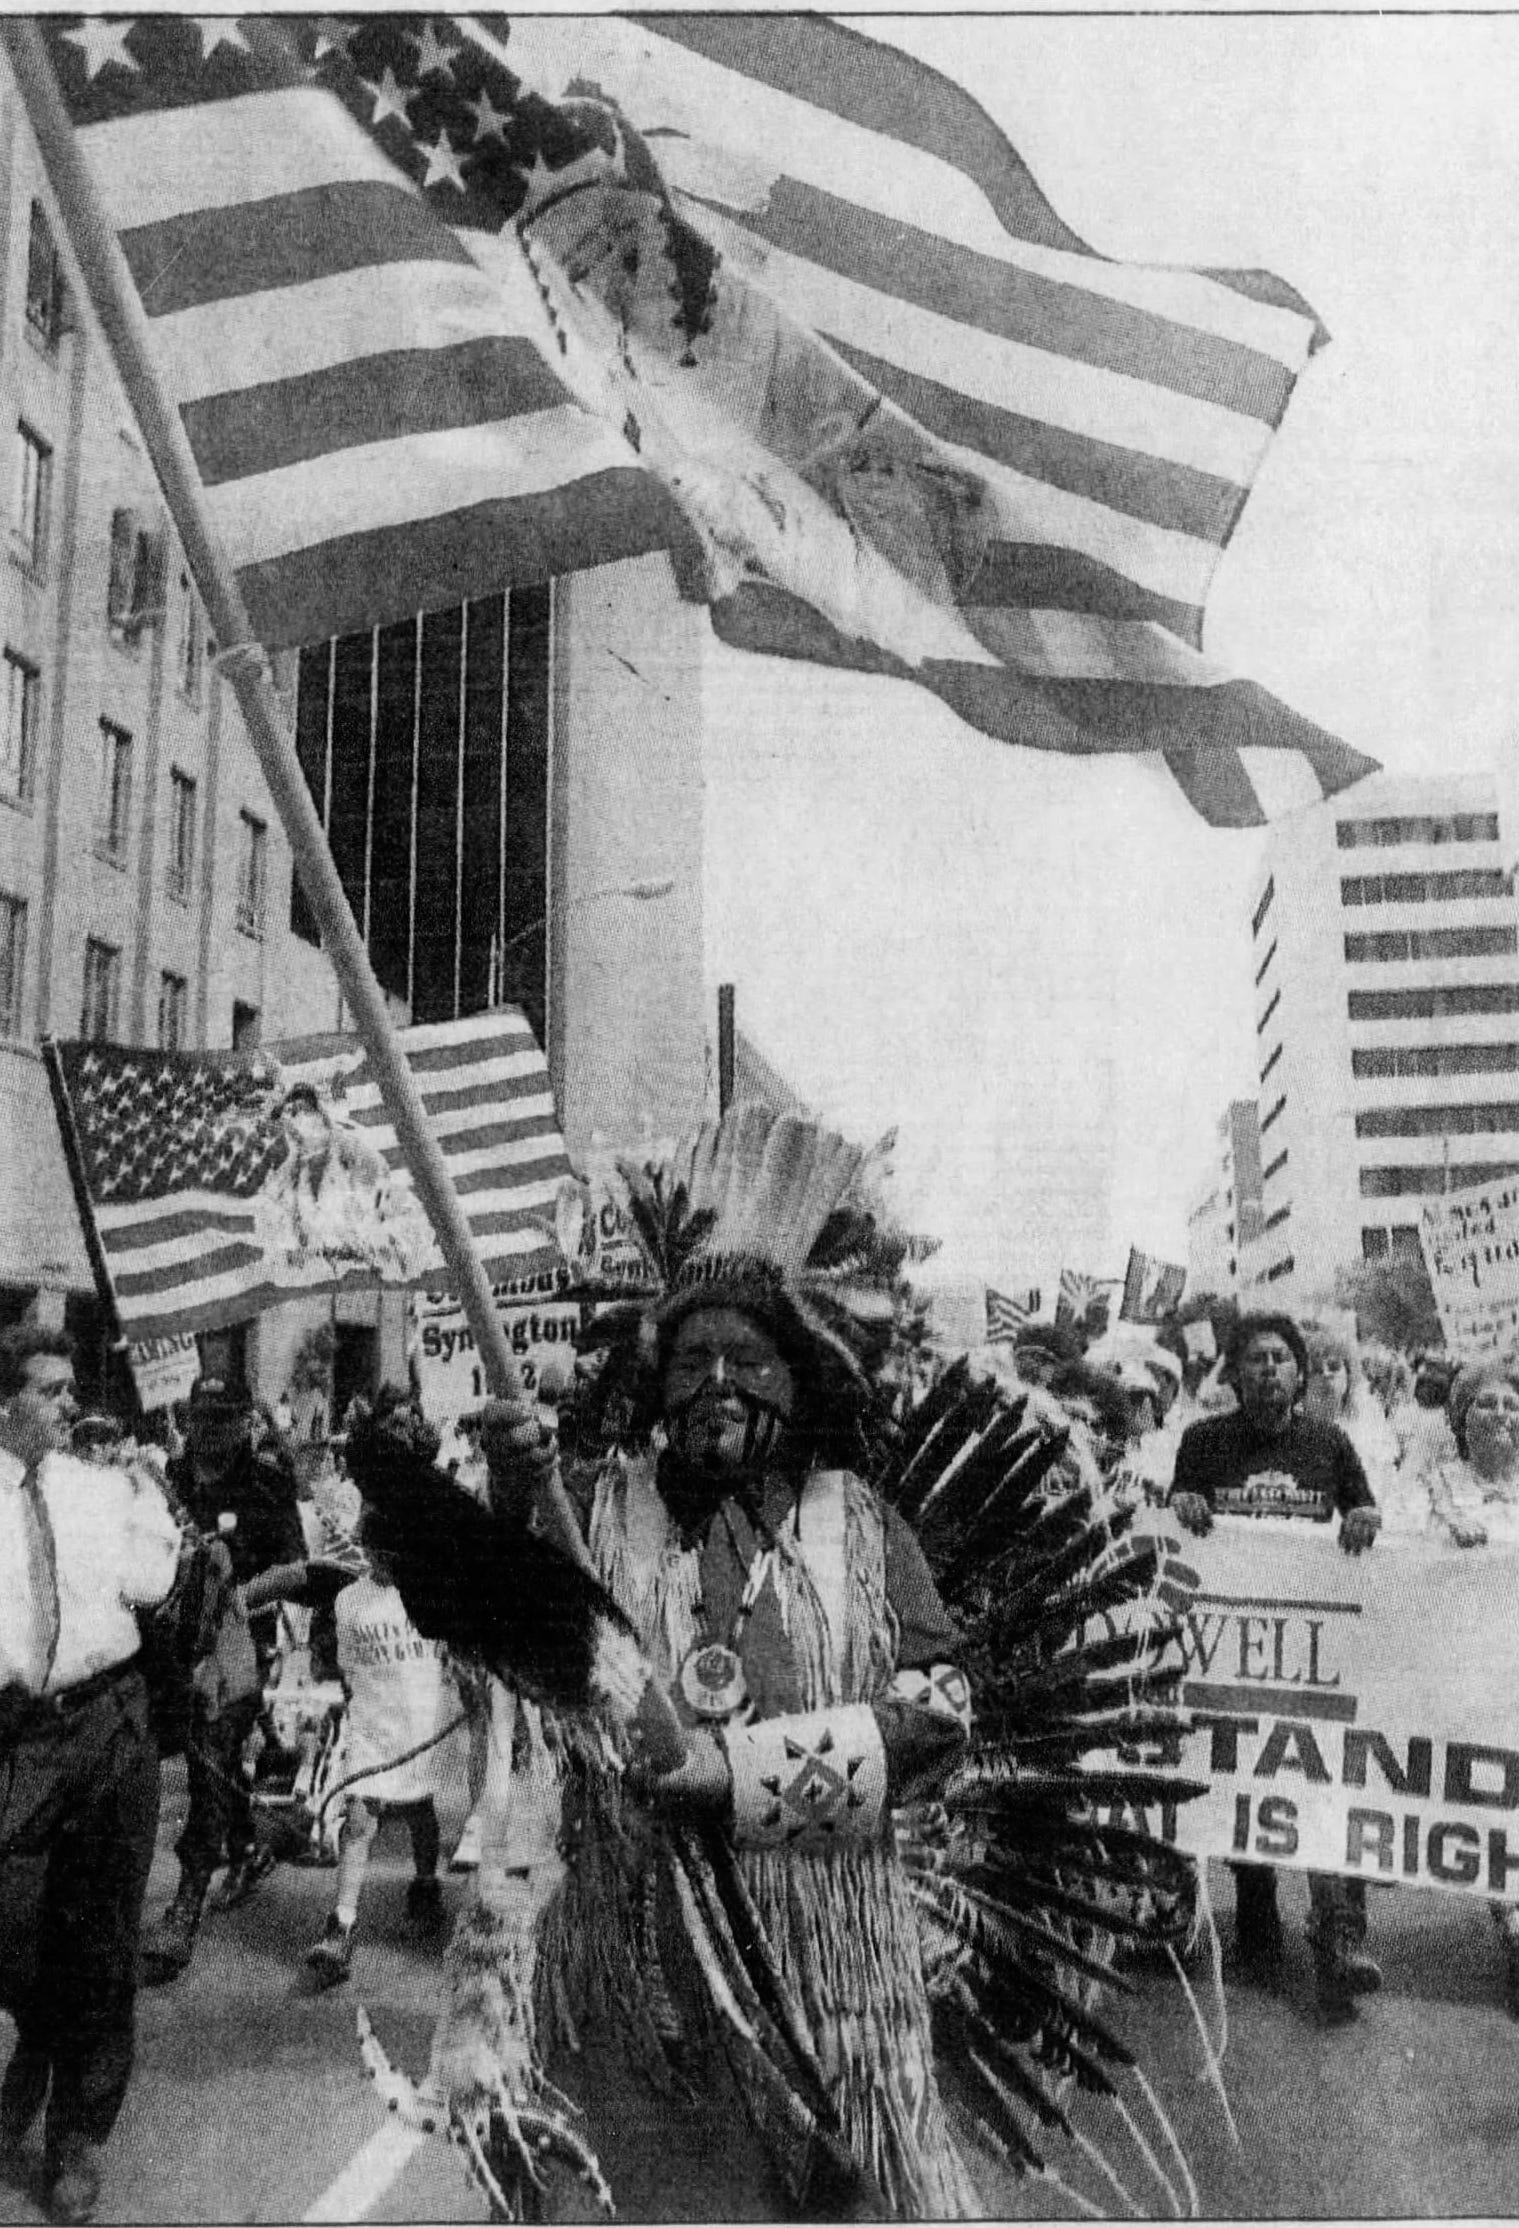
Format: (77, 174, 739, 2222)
(1245, 773, 1519, 1298)
(1186, 1099, 1263, 1298)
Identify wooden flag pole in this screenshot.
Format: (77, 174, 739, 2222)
(6, 22, 589, 1563)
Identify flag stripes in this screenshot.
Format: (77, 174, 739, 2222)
(56, 1011, 571, 1339)
(986, 1286, 1041, 1344)
(45, 17, 684, 651)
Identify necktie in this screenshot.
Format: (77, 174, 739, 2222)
(16, 1465, 61, 1694)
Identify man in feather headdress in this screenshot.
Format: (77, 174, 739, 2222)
(352, 1110, 1201, 2221)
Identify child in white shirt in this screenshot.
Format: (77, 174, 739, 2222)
(305, 1549, 460, 1987)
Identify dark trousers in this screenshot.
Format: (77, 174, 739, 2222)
(0, 1667, 160, 2146)
(1235, 1862, 1368, 1942)
(176, 1691, 261, 1893)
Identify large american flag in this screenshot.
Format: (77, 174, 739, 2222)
(36, 14, 1376, 828)
(54, 1009, 572, 1338)
(1119, 1246, 1188, 1325)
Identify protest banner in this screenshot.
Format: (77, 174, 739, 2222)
(1104, 1517, 1519, 1904)
(1418, 1172, 1519, 1355)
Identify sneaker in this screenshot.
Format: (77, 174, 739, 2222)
(212, 1846, 278, 1910)
(403, 1877, 446, 1941)
(138, 1889, 203, 1987)
(44, 2134, 102, 2226)
(305, 1916, 354, 1990)
(449, 1815, 482, 1873)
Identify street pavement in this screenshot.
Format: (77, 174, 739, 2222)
(5, 1765, 1519, 2222)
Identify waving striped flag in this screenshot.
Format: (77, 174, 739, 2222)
(39, 14, 686, 649)
(52, 1010, 571, 1339)
(985, 1285, 1041, 1344)
(35, 14, 1374, 824)
(487, 13, 1376, 828)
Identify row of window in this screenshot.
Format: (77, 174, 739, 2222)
(2, 681, 265, 926)
(1260, 1093, 1287, 1134)
(1341, 869, 1512, 906)
(1259, 1041, 1283, 1086)
(1361, 1225, 1423, 1262)
(1257, 987, 1281, 1037)
(1336, 812, 1500, 850)
(1356, 1102, 1519, 1139)
(1344, 926, 1517, 964)
(1262, 1147, 1288, 1183)
(1263, 1203, 1291, 1232)
(1352, 1042, 1519, 1079)
(0, 901, 262, 1052)
(1251, 875, 1275, 940)
(1360, 1161, 1519, 1198)
(76, 935, 259, 1051)
(1350, 983, 1519, 1021)
(1264, 1255, 1295, 1282)
(1254, 937, 1277, 989)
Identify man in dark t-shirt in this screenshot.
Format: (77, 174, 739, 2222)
(1169, 1312, 1380, 2026)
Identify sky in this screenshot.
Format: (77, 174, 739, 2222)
(699, 12, 1519, 1301)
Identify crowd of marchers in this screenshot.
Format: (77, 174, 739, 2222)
(4, 1270, 1519, 2221)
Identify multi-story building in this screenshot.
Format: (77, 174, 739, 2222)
(1245, 772, 1519, 1299)
(0, 69, 710, 1407)
(1186, 1099, 1263, 1298)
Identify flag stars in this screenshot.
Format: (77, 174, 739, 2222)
(407, 22, 459, 81)
(190, 19, 250, 61)
(61, 18, 139, 79)
(310, 16, 356, 64)
(363, 65, 414, 131)
(418, 129, 467, 194)
(465, 86, 511, 145)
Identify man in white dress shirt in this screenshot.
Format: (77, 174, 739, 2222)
(0, 1328, 181, 2224)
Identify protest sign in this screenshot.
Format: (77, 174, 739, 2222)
(126, 1333, 200, 1411)
(1104, 1517, 1519, 1903)
(414, 1286, 585, 1420)
(1418, 1172, 1519, 1355)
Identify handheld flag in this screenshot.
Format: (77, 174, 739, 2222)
(51, 1010, 572, 1339)
(1120, 1247, 1187, 1325)
(36, 13, 1376, 827)
(985, 1286, 1040, 1344)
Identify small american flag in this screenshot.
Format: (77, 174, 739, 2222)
(985, 1285, 1041, 1344)
(54, 1009, 572, 1339)
(1120, 1247, 1188, 1325)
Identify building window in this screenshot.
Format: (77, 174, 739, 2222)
(0, 893, 25, 1036)
(0, 650, 39, 803)
(80, 938, 120, 1042)
(231, 999, 260, 1050)
(1262, 1147, 1289, 1182)
(1361, 1161, 1519, 1198)
(1344, 926, 1518, 964)
(24, 203, 66, 350)
(157, 970, 188, 1051)
(235, 811, 267, 937)
(1265, 1255, 1295, 1283)
(1259, 1042, 1283, 1085)
(1341, 868, 1511, 906)
(1356, 1101, 1519, 1140)
(1361, 1226, 1390, 1260)
(1263, 1204, 1291, 1233)
(1350, 983, 1519, 1022)
(176, 573, 204, 703)
(14, 422, 50, 571)
(1352, 1041, 1519, 1080)
(166, 769, 196, 903)
(1254, 938, 1277, 989)
(1252, 876, 1275, 940)
(1257, 987, 1281, 1037)
(95, 719, 132, 863)
(1260, 1093, 1287, 1135)
(1390, 1225, 1422, 1260)
(1337, 812, 1500, 849)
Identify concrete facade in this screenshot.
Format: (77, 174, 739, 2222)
(1245, 772, 1519, 1302)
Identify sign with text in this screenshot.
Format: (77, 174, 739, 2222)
(126, 1333, 200, 1412)
(1104, 1518, 1519, 1903)
(414, 1287, 586, 1422)
(1418, 1173, 1519, 1355)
